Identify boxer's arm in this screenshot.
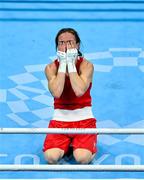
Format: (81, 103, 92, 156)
(45, 62, 66, 98)
(69, 59, 94, 97)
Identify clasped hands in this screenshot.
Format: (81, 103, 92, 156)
(57, 48, 78, 73)
(57, 48, 78, 64)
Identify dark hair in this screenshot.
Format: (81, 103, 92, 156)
(55, 28, 82, 56)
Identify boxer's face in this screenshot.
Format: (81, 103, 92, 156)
(57, 32, 79, 52)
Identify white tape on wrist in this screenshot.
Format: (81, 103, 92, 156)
(67, 62, 77, 73)
(57, 51, 67, 73)
(58, 62, 67, 73)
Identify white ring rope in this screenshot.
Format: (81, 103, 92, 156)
(0, 128, 144, 134)
(0, 165, 144, 171)
(1, 128, 144, 172)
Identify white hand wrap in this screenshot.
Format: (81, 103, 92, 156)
(57, 51, 67, 73)
(67, 48, 78, 73)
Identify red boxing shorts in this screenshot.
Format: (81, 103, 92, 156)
(43, 118, 97, 154)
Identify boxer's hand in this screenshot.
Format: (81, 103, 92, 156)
(57, 50, 67, 73)
(67, 48, 78, 73)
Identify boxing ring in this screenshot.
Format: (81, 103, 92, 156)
(0, 128, 144, 176)
(0, 128, 144, 172)
(1, 0, 144, 179)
